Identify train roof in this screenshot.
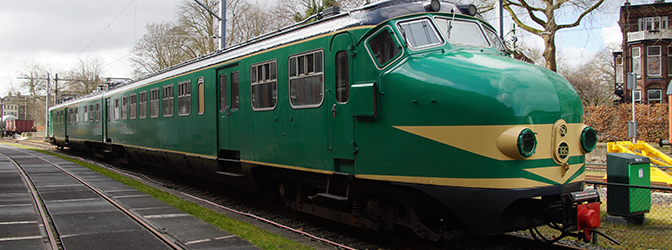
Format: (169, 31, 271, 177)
(51, 0, 478, 110)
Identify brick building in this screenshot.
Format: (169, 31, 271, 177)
(615, 0, 672, 104)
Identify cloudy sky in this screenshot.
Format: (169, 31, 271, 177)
(0, 0, 653, 97)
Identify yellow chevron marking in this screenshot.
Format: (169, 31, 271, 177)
(523, 163, 585, 184)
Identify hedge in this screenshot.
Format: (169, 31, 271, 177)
(584, 104, 669, 142)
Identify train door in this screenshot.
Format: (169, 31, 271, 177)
(329, 33, 356, 162)
(103, 98, 110, 143)
(217, 66, 241, 154)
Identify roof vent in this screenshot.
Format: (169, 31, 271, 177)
(322, 6, 340, 17)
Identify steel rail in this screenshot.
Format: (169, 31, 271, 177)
(0, 151, 61, 250)
(3, 147, 190, 250)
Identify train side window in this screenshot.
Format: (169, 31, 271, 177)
(197, 77, 205, 115)
(289, 50, 324, 108)
(163, 84, 174, 117)
(367, 28, 401, 67)
(335, 50, 349, 103)
(84, 106, 88, 122)
(150, 88, 159, 118)
(121, 96, 128, 120)
(114, 99, 120, 120)
(95, 103, 100, 122)
(129, 94, 137, 119)
(178, 80, 191, 116)
(139, 91, 147, 119)
(231, 72, 239, 111)
(89, 105, 94, 122)
(250, 60, 278, 111)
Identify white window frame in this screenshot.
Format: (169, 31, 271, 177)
(648, 89, 662, 104)
(632, 47, 642, 79)
(615, 55, 623, 84)
(162, 84, 174, 117)
(634, 89, 642, 103)
(288, 49, 325, 109)
(177, 80, 191, 116)
(647, 45, 662, 77)
(250, 60, 278, 111)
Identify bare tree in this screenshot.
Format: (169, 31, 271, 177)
(177, 0, 220, 55)
(502, 0, 606, 72)
(130, 22, 192, 77)
(559, 48, 615, 106)
(18, 62, 50, 97)
(65, 57, 106, 96)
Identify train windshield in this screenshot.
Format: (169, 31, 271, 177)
(397, 18, 443, 49)
(435, 18, 489, 47)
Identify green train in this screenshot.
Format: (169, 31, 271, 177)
(49, 0, 605, 243)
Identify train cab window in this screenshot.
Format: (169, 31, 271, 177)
(482, 26, 507, 54)
(397, 18, 443, 49)
(114, 99, 120, 120)
(335, 51, 349, 103)
(139, 91, 148, 118)
(95, 103, 100, 122)
(289, 50, 324, 108)
(178, 80, 191, 116)
(435, 18, 489, 47)
(231, 72, 239, 111)
(197, 77, 205, 115)
(121, 96, 128, 120)
(163, 84, 174, 117)
(129, 94, 137, 119)
(367, 28, 401, 67)
(251, 60, 278, 111)
(150, 88, 159, 118)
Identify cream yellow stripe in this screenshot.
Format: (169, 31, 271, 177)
(355, 174, 551, 189)
(523, 163, 585, 184)
(393, 124, 586, 161)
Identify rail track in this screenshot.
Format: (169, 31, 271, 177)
(4, 140, 599, 249)
(0, 144, 192, 250)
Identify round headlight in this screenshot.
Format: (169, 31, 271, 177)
(580, 126, 597, 153)
(517, 128, 537, 158)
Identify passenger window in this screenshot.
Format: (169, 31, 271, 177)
(367, 28, 401, 66)
(198, 77, 205, 115)
(397, 18, 443, 48)
(150, 88, 159, 118)
(95, 103, 100, 122)
(289, 50, 324, 108)
(129, 94, 137, 119)
(251, 60, 278, 110)
(89, 105, 94, 122)
(114, 99, 120, 120)
(163, 85, 174, 117)
(220, 74, 228, 111)
(335, 51, 349, 103)
(121, 96, 128, 120)
(139, 91, 148, 119)
(178, 80, 191, 116)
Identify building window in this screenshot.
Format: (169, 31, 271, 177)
(648, 89, 662, 104)
(634, 89, 642, 103)
(139, 91, 147, 119)
(289, 50, 324, 108)
(668, 45, 672, 76)
(647, 45, 661, 77)
(639, 16, 668, 31)
(150, 88, 159, 118)
(178, 80, 191, 116)
(129, 94, 137, 119)
(335, 50, 349, 103)
(615, 55, 623, 84)
(632, 47, 642, 78)
(251, 60, 278, 110)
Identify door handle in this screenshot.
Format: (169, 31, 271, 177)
(331, 104, 337, 118)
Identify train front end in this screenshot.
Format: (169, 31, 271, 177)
(353, 0, 604, 242)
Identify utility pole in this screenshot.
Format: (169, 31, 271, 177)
(193, 0, 225, 50)
(17, 73, 80, 138)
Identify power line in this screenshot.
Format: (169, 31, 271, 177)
(66, 0, 136, 68)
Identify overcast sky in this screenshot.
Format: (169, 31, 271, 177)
(0, 0, 651, 98)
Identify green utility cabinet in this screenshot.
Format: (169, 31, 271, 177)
(606, 153, 651, 217)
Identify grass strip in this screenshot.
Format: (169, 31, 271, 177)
(13, 145, 313, 250)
